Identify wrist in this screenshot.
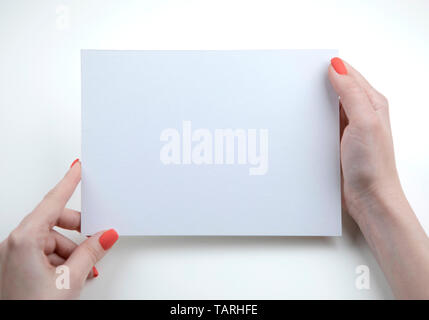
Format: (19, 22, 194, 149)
(346, 179, 420, 261)
(346, 177, 410, 227)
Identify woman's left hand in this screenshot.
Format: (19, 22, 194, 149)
(0, 160, 118, 299)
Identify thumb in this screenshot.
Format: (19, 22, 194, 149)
(65, 229, 119, 283)
(328, 57, 376, 125)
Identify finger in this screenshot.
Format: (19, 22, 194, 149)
(343, 61, 389, 112)
(51, 230, 78, 259)
(47, 254, 98, 278)
(342, 61, 391, 129)
(65, 229, 118, 284)
(44, 232, 57, 255)
(328, 57, 376, 124)
(57, 208, 81, 231)
(47, 253, 65, 266)
(30, 160, 81, 228)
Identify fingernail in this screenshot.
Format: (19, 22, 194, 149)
(70, 158, 80, 168)
(331, 57, 347, 75)
(92, 266, 99, 278)
(99, 229, 119, 250)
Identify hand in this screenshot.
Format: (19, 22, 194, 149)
(329, 58, 429, 299)
(0, 160, 119, 299)
(329, 58, 401, 224)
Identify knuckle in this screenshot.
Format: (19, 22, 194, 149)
(43, 188, 57, 202)
(379, 93, 388, 106)
(346, 83, 364, 97)
(7, 228, 29, 249)
(373, 92, 389, 110)
(81, 242, 100, 265)
(43, 187, 67, 206)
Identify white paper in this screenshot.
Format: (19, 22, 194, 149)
(81, 50, 341, 236)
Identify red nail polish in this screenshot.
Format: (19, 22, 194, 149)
(70, 158, 80, 168)
(92, 266, 99, 278)
(331, 57, 347, 75)
(99, 229, 119, 250)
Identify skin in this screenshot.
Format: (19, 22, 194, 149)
(0, 60, 428, 299)
(0, 162, 114, 299)
(329, 60, 429, 299)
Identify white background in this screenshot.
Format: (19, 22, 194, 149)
(1, 0, 428, 299)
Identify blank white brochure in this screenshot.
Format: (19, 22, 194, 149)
(81, 50, 341, 236)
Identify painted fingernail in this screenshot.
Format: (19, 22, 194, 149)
(99, 229, 119, 250)
(70, 158, 80, 168)
(92, 266, 99, 278)
(331, 57, 347, 75)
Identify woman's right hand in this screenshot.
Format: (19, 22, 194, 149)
(329, 58, 429, 299)
(329, 57, 400, 224)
